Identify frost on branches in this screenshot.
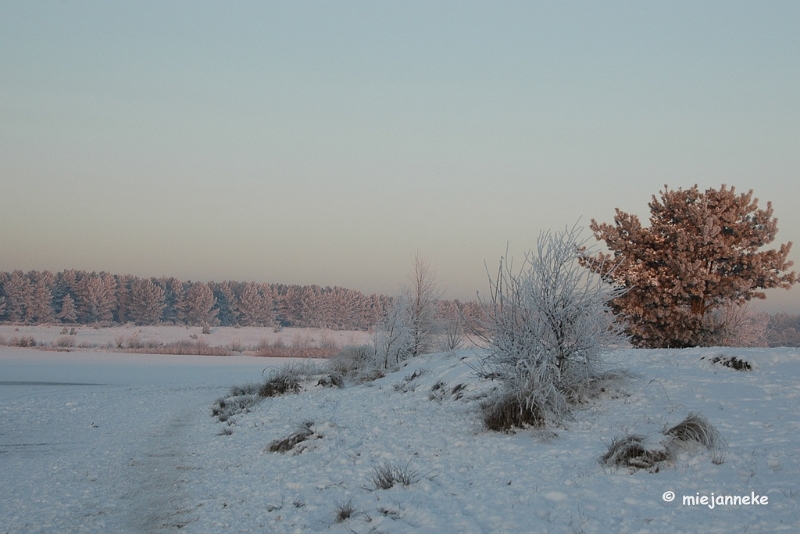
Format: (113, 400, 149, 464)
(478, 225, 627, 428)
(585, 184, 797, 348)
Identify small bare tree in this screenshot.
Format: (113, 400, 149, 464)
(406, 252, 444, 357)
(374, 252, 444, 369)
(479, 225, 627, 429)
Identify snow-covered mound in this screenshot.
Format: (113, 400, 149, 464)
(1, 346, 798, 533)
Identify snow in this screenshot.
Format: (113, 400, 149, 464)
(1, 332, 799, 533)
(0, 324, 374, 353)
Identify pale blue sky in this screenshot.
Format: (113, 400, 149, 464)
(1, 1, 798, 311)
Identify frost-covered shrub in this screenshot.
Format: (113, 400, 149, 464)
(373, 294, 414, 369)
(478, 225, 627, 429)
(327, 344, 383, 383)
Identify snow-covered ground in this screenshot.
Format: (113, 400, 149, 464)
(1, 337, 798, 533)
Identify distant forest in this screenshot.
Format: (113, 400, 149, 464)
(0, 269, 482, 331)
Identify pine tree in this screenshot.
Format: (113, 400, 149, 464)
(585, 184, 797, 348)
(27, 271, 55, 323)
(183, 282, 218, 326)
(77, 273, 116, 324)
(3, 271, 32, 322)
(57, 293, 78, 323)
(128, 278, 166, 325)
(235, 282, 272, 326)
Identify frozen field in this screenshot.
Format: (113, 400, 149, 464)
(1, 341, 799, 533)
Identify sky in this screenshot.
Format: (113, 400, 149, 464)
(1, 1, 798, 312)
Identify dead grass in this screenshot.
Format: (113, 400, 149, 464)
(267, 422, 316, 453)
(602, 412, 727, 471)
(255, 345, 338, 358)
(710, 355, 752, 371)
(480, 391, 546, 431)
(370, 460, 419, 490)
(211, 393, 261, 421)
(259, 365, 303, 397)
(333, 499, 356, 523)
(600, 434, 675, 473)
(120, 339, 231, 356)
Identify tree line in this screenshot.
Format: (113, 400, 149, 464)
(0, 269, 484, 332)
(0, 270, 388, 329)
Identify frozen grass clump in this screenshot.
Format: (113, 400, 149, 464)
(212, 393, 261, 422)
(600, 434, 675, 473)
(480, 390, 546, 431)
(602, 412, 727, 471)
(259, 362, 308, 397)
(267, 422, 317, 453)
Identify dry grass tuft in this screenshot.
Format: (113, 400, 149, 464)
(663, 412, 727, 463)
(480, 391, 546, 431)
(602, 412, 727, 471)
(333, 499, 356, 523)
(267, 422, 316, 453)
(370, 461, 419, 490)
(600, 434, 675, 472)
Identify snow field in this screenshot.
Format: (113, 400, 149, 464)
(1, 343, 799, 533)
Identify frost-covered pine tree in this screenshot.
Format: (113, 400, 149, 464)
(3, 271, 33, 322)
(127, 278, 165, 325)
(183, 282, 218, 326)
(57, 293, 78, 323)
(585, 185, 797, 348)
(27, 271, 55, 323)
(235, 281, 273, 326)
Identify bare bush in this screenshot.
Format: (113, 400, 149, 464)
(703, 303, 769, 347)
(55, 336, 75, 348)
(10, 336, 37, 347)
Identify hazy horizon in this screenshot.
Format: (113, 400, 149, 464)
(2, 2, 798, 312)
